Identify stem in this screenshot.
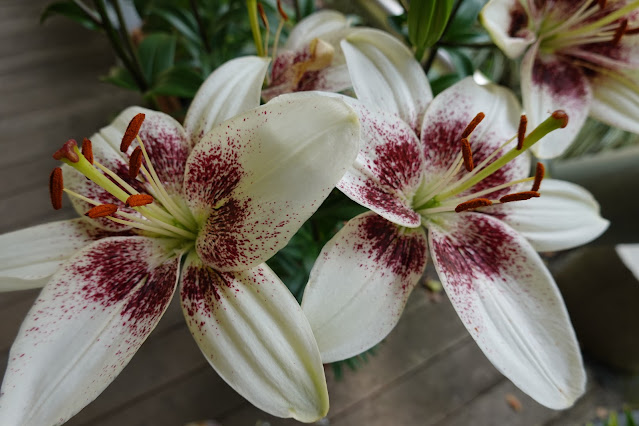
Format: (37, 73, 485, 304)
(437, 41, 497, 49)
(93, 0, 148, 91)
(293, 0, 301, 22)
(73, 0, 102, 27)
(246, 0, 265, 57)
(436, 113, 567, 200)
(189, 0, 212, 53)
(111, 0, 146, 87)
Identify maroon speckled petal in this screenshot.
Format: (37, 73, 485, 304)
(180, 255, 328, 421)
(0, 218, 129, 291)
(337, 99, 425, 227)
(427, 212, 586, 409)
(184, 95, 359, 271)
(522, 44, 592, 159)
(0, 237, 179, 425)
(302, 212, 428, 362)
(420, 78, 530, 199)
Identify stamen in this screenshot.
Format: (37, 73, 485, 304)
(257, 3, 268, 27)
(49, 167, 63, 210)
(85, 203, 118, 218)
(455, 198, 492, 213)
(460, 138, 474, 172)
(129, 146, 143, 179)
(598, 0, 606, 9)
(81, 138, 94, 164)
(126, 194, 154, 207)
(626, 27, 639, 35)
(517, 115, 527, 150)
(121, 113, 145, 152)
(531, 162, 545, 192)
(612, 19, 628, 45)
(277, 0, 288, 20)
(53, 139, 80, 163)
(499, 191, 540, 203)
(461, 112, 485, 138)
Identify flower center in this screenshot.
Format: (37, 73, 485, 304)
(539, 0, 639, 53)
(412, 110, 568, 218)
(49, 114, 198, 246)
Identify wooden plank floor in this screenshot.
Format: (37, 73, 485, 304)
(0, 1, 634, 425)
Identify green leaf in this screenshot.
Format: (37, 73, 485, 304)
(408, 0, 455, 57)
(41, 1, 101, 31)
(430, 73, 462, 96)
(149, 5, 201, 46)
(444, 0, 492, 45)
(101, 66, 139, 91)
(148, 65, 204, 98)
(137, 33, 177, 83)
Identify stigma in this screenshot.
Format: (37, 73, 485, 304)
(49, 114, 198, 241)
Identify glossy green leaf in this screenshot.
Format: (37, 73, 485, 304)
(41, 1, 101, 31)
(147, 65, 204, 97)
(408, 0, 455, 57)
(100, 66, 139, 91)
(137, 33, 177, 83)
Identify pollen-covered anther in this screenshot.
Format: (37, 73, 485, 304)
(598, 0, 606, 9)
(460, 138, 474, 172)
(277, 0, 288, 20)
(455, 198, 492, 213)
(85, 203, 118, 218)
(52, 139, 80, 163)
(531, 162, 545, 192)
(126, 194, 154, 207)
(551, 110, 569, 128)
(258, 2, 268, 28)
(129, 146, 143, 179)
(499, 191, 540, 203)
(517, 115, 527, 150)
(49, 167, 63, 210)
(612, 19, 628, 46)
(120, 113, 145, 152)
(461, 112, 485, 139)
(82, 138, 94, 165)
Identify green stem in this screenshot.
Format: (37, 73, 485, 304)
(72, 0, 102, 27)
(110, 0, 146, 88)
(94, 0, 148, 91)
(436, 113, 568, 200)
(246, 0, 265, 57)
(422, 0, 464, 74)
(189, 0, 212, 54)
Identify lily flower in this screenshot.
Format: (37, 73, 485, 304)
(481, 0, 639, 158)
(262, 10, 355, 101)
(0, 56, 360, 425)
(301, 30, 609, 409)
(617, 244, 639, 280)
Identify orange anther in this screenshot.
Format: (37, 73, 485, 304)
(121, 113, 145, 152)
(53, 139, 79, 163)
(126, 194, 154, 207)
(82, 138, 94, 165)
(531, 162, 545, 192)
(499, 191, 540, 203)
(455, 198, 492, 213)
(552, 110, 569, 128)
(129, 146, 143, 179)
(461, 112, 485, 139)
(277, 0, 288, 20)
(598, 0, 606, 9)
(517, 115, 527, 150)
(85, 204, 118, 218)
(460, 138, 474, 172)
(49, 167, 63, 210)
(612, 19, 628, 45)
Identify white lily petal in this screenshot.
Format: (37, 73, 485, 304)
(420, 77, 529, 198)
(184, 56, 270, 145)
(480, 0, 537, 59)
(180, 254, 328, 422)
(590, 74, 639, 135)
(490, 179, 609, 252)
(0, 219, 113, 291)
(0, 237, 179, 426)
(617, 244, 639, 282)
(184, 93, 359, 271)
(428, 213, 586, 409)
(521, 44, 593, 159)
(302, 212, 428, 363)
(284, 10, 349, 51)
(342, 28, 433, 132)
